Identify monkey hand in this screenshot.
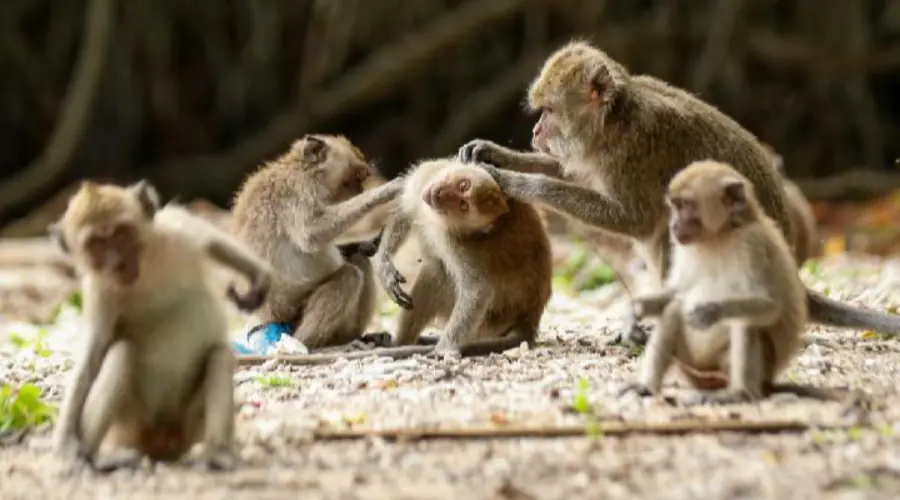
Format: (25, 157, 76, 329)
(686, 302, 722, 330)
(227, 275, 271, 313)
(458, 139, 512, 168)
(377, 259, 413, 309)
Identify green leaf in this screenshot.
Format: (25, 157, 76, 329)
(572, 378, 591, 415)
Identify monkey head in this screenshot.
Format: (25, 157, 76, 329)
(665, 161, 760, 246)
(289, 134, 374, 201)
(51, 180, 159, 285)
(526, 40, 629, 162)
(422, 162, 509, 231)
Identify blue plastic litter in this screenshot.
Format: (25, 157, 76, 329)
(231, 322, 294, 355)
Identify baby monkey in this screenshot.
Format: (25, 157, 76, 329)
(51, 180, 271, 471)
(620, 161, 824, 405)
(376, 158, 553, 356)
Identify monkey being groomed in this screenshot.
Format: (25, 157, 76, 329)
(50, 180, 272, 472)
(375, 158, 553, 356)
(458, 39, 900, 343)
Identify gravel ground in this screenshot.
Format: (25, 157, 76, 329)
(2, 251, 900, 499)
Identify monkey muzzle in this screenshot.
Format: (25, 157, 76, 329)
(423, 185, 462, 212)
(670, 220, 700, 245)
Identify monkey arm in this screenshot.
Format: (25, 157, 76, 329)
(375, 210, 414, 309)
(458, 140, 563, 178)
(688, 296, 782, 330)
(632, 289, 676, 319)
(481, 166, 641, 235)
(437, 285, 491, 350)
(501, 151, 563, 177)
(295, 179, 404, 253)
(53, 299, 116, 450)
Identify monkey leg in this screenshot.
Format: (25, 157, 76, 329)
(293, 260, 370, 348)
(457, 322, 537, 357)
(619, 300, 682, 397)
(195, 345, 236, 471)
(686, 324, 764, 406)
(348, 253, 378, 336)
(394, 261, 450, 346)
(79, 340, 142, 469)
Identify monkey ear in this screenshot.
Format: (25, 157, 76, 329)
(300, 135, 328, 166)
(588, 64, 623, 105)
(129, 179, 160, 219)
(47, 222, 69, 254)
(771, 154, 784, 173)
(721, 179, 747, 207)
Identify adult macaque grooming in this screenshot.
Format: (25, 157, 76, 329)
(458, 40, 900, 338)
(50, 180, 272, 471)
(375, 158, 553, 356)
(619, 162, 835, 404)
(230, 134, 405, 350)
(761, 143, 822, 264)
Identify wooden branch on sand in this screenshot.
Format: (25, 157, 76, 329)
(0, 0, 116, 218)
(312, 419, 853, 442)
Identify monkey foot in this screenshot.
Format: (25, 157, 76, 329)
(91, 449, 144, 474)
(685, 388, 753, 406)
(202, 450, 236, 472)
(358, 332, 393, 347)
(618, 382, 655, 398)
(607, 323, 652, 348)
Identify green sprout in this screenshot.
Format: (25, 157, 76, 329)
(256, 374, 295, 388)
(0, 383, 56, 432)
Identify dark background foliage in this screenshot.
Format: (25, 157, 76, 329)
(2, 0, 900, 228)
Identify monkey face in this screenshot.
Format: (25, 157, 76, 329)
(666, 196, 705, 245)
(78, 222, 143, 285)
(423, 171, 508, 230)
(666, 178, 750, 245)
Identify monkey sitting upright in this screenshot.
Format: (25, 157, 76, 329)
(375, 158, 553, 355)
(50, 180, 271, 471)
(619, 161, 837, 404)
(230, 134, 405, 351)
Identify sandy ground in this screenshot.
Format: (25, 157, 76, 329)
(1, 249, 900, 499)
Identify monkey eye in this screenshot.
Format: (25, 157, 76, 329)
(459, 200, 469, 212)
(458, 179, 470, 191)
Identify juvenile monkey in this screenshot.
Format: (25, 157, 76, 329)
(458, 39, 900, 338)
(230, 134, 405, 350)
(761, 143, 822, 264)
(50, 180, 271, 471)
(375, 158, 553, 356)
(619, 161, 825, 404)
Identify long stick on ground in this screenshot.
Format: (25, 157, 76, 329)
(236, 345, 435, 366)
(312, 419, 854, 442)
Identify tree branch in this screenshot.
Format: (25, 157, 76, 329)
(0, 0, 115, 217)
(151, 0, 540, 201)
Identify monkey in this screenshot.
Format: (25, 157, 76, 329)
(374, 158, 553, 356)
(618, 161, 837, 404)
(457, 39, 900, 340)
(49, 180, 272, 471)
(760, 143, 822, 264)
(230, 134, 409, 351)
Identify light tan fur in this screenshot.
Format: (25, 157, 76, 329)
(459, 39, 900, 339)
(50, 180, 271, 471)
(230, 134, 403, 349)
(375, 158, 553, 356)
(621, 161, 816, 404)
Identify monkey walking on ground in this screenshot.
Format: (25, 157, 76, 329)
(374, 158, 554, 356)
(230, 134, 417, 351)
(458, 39, 900, 342)
(618, 161, 839, 404)
(50, 180, 272, 471)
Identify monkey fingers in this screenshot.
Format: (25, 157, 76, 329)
(358, 331, 393, 347)
(458, 139, 504, 167)
(226, 281, 268, 312)
(377, 260, 413, 309)
(617, 382, 655, 398)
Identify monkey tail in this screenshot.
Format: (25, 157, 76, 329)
(807, 288, 900, 335)
(765, 382, 841, 402)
